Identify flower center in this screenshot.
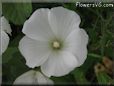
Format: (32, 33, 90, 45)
(52, 41, 60, 49)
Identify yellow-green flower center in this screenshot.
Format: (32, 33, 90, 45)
(52, 41, 60, 49)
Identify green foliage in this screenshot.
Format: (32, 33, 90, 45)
(96, 72, 112, 85)
(51, 74, 75, 85)
(72, 68, 90, 85)
(2, 2, 32, 25)
(3, 51, 30, 84)
(2, 47, 18, 63)
(2, 34, 30, 84)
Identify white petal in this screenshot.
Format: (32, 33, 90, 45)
(13, 70, 53, 85)
(41, 51, 78, 77)
(1, 16, 12, 35)
(13, 70, 36, 84)
(0, 30, 9, 55)
(36, 71, 54, 84)
(22, 8, 55, 41)
(49, 7, 81, 39)
(19, 36, 51, 68)
(64, 29, 88, 66)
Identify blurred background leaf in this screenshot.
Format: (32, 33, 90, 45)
(2, 2, 32, 25)
(71, 68, 90, 85)
(51, 74, 75, 85)
(2, 44, 30, 84)
(2, 47, 18, 63)
(96, 72, 112, 85)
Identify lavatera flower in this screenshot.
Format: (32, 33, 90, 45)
(19, 7, 89, 77)
(13, 70, 54, 85)
(0, 16, 12, 55)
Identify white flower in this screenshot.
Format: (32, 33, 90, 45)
(19, 7, 89, 77)
(0, 16, 12, 55)
(13, 70, 54, 85)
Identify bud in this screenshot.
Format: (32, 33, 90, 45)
(94, 63, 105, 74)
(102, 57, 113, 74)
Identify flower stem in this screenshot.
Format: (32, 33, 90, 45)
(88, 53, 102, 59)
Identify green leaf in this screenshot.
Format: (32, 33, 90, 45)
(109, 79, 114, 85)
(51, 74, 75, 85)
(96, 72, 112, 84)
(3, 51, 30, 84)
(9, 34, 24, 47)
(2, 33, 24, 63)
(10, 52, 29, 82)
(63, 3, 77, 11)
(2, 2, 32, 25)
(2, 47, 18, 63)
(72, 68, 90, 85)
